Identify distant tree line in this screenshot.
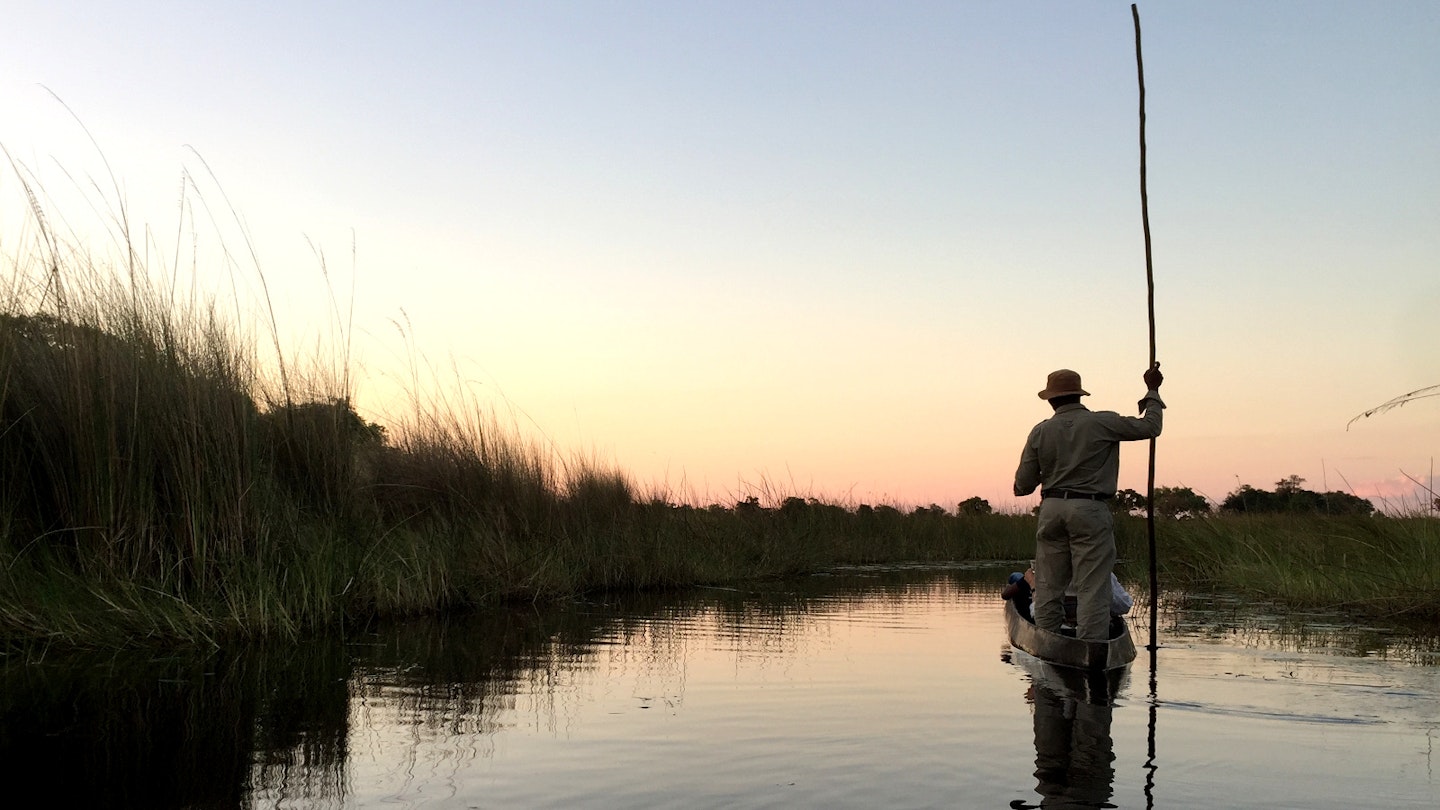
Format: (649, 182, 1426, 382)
(1217, 475, 1374, 516)
(1110, 475, 1375, 518)
(1111, 486, 1212, 518)
(737, 473, 1377, 522)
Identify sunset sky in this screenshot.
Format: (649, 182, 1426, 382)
(2, 2, 1436, 512)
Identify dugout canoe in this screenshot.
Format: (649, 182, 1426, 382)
(1007, 646, 1130, 706)
(1004, 598, 1136, 671)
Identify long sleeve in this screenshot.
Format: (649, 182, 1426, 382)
(1104, 390, 1164, 441)
(1014, 425, 1042, 496)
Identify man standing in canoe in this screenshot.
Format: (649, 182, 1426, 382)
(1013, 366, 1165, 642)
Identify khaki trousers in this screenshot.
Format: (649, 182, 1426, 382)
(1033, 499, 1116, 641)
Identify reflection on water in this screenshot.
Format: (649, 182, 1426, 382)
(1005, 650, 1129, 809)
(1161, 591, 1440, 664)
(2, 564, 1437, 808)
(0, 643, 351, 807)
(1029, 679, 1115, 809)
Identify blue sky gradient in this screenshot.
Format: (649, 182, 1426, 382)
(3, 1, 1437, 509)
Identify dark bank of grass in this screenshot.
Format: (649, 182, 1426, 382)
(1114, 512, 1440, 623)
(0, 385, 1040, 648)
(0, 251, 1040, 647)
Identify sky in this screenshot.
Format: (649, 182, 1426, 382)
(2, 1, 1437, 513)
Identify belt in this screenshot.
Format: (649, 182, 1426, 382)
(1041, 489, 1111, 501)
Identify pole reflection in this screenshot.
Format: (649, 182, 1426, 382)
(1142, 644, 1159, 810)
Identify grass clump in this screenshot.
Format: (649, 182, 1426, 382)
(1121, 513, 1439, 622)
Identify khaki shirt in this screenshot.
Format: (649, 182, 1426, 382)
(1013, 391, 1165, 498)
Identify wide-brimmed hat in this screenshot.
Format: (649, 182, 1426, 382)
(1037, 369, 1089, 400)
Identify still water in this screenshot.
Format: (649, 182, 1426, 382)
(3, 564, 1437, 808)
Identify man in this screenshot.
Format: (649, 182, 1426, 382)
(1013, 365, 1164, 641)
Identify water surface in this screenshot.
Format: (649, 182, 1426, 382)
(3, 564, 1436, 808)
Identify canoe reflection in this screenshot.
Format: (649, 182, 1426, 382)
(1007, 650, 1127, 809)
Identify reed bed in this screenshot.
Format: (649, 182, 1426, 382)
(1117, 513, 1439, 622)
(0, 213, 1037, 646)
(2, 160, 1435, 648)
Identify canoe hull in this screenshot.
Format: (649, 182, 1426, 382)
(1004, 598, 1136, 671)
(1010, 647, 1130, 705)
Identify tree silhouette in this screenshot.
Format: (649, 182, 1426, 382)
(957, 496, 992, 516)
(1112, 489, 1146, 515)
(1221, 476, 1374, 516)
(1153, 486, 1211, 518)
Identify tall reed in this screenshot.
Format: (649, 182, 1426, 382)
(1113, 513, 1437, 621)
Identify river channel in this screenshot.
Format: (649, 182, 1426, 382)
(3, 563, 1436, 808)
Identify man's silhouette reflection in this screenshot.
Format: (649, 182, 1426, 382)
(1015, 670, 1118, 809)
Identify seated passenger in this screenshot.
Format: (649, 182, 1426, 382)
(1108, 573, 1133, 616)
(1002, 568, 1036, 619)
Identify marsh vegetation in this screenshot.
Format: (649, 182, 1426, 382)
(1, 163, 1435, 649)
(0, 255, 1037, 646)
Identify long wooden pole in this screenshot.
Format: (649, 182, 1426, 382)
(1131, 4, 1160, 654)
